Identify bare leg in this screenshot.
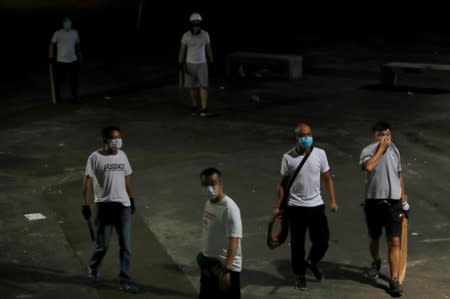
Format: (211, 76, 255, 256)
(200, 87, 208, 110)
(388, 236, 401, 279)
(190, 88, 198, 107)
(369, 238, 380, 261)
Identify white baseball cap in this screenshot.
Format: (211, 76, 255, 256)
(189, 13, 202, 22)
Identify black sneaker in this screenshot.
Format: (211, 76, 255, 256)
(307, 260, 323, 281)
(389, 278, 403, 295)
(88, 268, 100, 284)
(120, 280, 140, 293)
(199, 109, 210, 117)
(295, 275, 307, 290)
(368, 259, 381, 278)
(191, 106, 200, 116)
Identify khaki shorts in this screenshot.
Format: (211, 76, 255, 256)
(184, 63, 208, 88)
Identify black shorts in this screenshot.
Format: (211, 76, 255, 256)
(363, 199, 403, 238)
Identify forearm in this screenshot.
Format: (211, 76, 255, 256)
(206, 46, 214, 63)
(224, 238, 239, 269)
(125, 176, 134, 198)
(76, 43, 81, 58)
(178, 46, 186, 64)
(274, 185, 284, 208)
(49, 44, 54, 57)
(400, 174, 407, 201)
(364, 149, 384, 172)
(325, 177, 337, 204)
(82, 177, 92, 205)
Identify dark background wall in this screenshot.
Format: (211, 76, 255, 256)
(1, 1, 450, 90)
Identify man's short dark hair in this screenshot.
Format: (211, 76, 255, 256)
(200, 168, 222, 181)
(372, 121, 391, 133)
(101, 126, 120, 142)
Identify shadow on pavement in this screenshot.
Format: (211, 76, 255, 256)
(91, 280, 195, 298)
(0, 262, 195, 298)
(267, 259, 398, 296)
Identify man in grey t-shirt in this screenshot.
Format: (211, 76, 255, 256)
(82, 126, 139, 293)
(360, 121, 410, 295)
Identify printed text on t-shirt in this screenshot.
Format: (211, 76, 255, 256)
(104, 164, 125, 171)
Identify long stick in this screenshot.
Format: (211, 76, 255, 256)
(49, 63, 56, 105)
(87, 219, 95, 241)
(398, 217, 408, 283)
(178, 68, 184, 89)
(136, 0, 144, 31)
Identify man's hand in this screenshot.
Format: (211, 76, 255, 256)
(177, 62, 184, 71)
(49, 56, 56, 64)
(273, 206, 281, 217)
(82, 205, 91, 220)
(130, 197, 136, 215)
(218, 269, 231, 290)
(379, 135, 392, 152)
(330, 201, 339, 213)
(402, 200, 410, 219)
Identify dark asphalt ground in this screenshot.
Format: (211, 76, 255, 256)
(0, 46, 449, 299)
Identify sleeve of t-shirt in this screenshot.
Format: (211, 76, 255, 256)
(320, 150, 330, 173)
(51, 31, 58, 43)
(181, 33, 188, 45)
(123, 152, 133, 176)
(226, 204, 243, 238)
(396, 147, 402, 172)
(85, 153, 95, 178)
(359, 146, 373, 166)
(280, 154, 289, 176)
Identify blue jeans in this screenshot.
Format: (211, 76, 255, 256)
(88, 202, 132, 281)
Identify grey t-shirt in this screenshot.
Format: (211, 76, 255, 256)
(360, 142, 402, 199)
(181, 30, 210, 64)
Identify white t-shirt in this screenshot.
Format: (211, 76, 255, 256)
(85, 149, 133, 207)
(280, 147, 330, 207)
(201, 195, 243, 272)
(51, 29, 80, 63)
(181, 30, 210, 64)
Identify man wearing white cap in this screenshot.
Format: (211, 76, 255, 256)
(178, 13, 214, 117)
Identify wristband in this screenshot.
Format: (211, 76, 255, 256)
(401, 201, 410, 211)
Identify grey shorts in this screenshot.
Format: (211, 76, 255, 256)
(184, 63, 208, 88)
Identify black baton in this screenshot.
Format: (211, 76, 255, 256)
(87, 219, 95, 241)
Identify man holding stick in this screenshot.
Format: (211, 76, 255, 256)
(49, 16, 81, 104)
(82, 126, 139, 293)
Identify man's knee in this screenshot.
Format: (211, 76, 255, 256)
(388, 236, 401, 248)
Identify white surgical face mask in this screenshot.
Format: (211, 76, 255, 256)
(109, 138, 122, 151)
(205, 185, 219, 200)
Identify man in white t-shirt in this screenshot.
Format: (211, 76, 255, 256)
(273, 123, 338, 290)
(178, 13, 214, 117)
(82, 126, 139, 293)
(197, 168, 242, 299)
(49, 17, 81, 103)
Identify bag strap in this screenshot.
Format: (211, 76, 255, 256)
(281, 146, 314, 208)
